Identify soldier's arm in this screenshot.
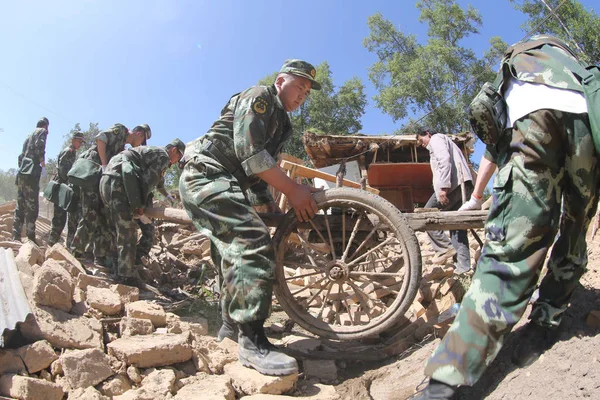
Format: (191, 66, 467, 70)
(256, 167, 319, 222)
(97, 139, 108, 167)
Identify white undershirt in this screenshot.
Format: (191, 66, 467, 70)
(504, 79, 588, 127)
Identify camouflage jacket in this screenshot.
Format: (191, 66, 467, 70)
(104, 145, 170, 205)
(18, 128, 48, 167)
(187, 84, 293, 204)
(79, 123, 129, 165)
(56, 145, 78, 183)
(503, 34, 583, 93)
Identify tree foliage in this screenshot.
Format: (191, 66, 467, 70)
(363, 0, 507, 134)
(258, 62, 367, 160)
(510, 0, 600, 64)
(0, 168, 18, 203)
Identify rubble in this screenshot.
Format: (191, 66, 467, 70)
(0, 196, 484, 399)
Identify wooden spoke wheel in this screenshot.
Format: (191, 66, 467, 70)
(272, 188, 422, 340)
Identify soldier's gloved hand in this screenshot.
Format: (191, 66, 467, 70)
(459, 194, 484, 211)
(41, 166, 47, 179)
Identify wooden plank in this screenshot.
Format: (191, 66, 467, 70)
(146, 207, 488, 232)
(280, 160, 379, 194)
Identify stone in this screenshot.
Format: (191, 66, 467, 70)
(61, 348, 114, 389)
(113, 369, 175, 400)
(19, 305, 103, 349)
(16, 340, 58, 373)
(69, 386, 109, 400)
(303, 359, 338, 383)
(191, 336, 237, 374)
(173, 373, 234, 400)
(45, 243, 85, 276)
(0, 374, 64, 400)
(180, 315, 209, 338)
(125, 301, 167, 327)
(120, 317, 154, 337)
(32, 259, 74, 312)
(111, 284, 139, 303)
(87, 286, 122, 315)
(0, 350, 26, 375)
(107, 333, 192, 368)
(224, 362, 298, 395)
(50, 358, 63, 377)
(15, 241, 44, 272)
(76, 274, 111, 291)
(98, 374, 132, 397)
(586, 310, 600, 328)
(127, 365, 143, 384)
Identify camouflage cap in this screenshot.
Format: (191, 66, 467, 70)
(168, 138, 186, 158)
(37, 117, 49, 128)
(132, 124, 152, 145)
(71, 131, 85, 141)
(279, 59, 321, 90)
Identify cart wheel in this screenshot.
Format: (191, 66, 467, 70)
(272, 187, 422, 340)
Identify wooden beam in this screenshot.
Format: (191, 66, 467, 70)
(146, 207, 488, 232)
(280, 160, 380, 194)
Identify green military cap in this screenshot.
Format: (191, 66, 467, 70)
(132, 124, 151, 145)
(71, 131, 85, 141)
(168, 138, 186, 158)
(37, 117, 49, 128)
(279, 59, 321, 90)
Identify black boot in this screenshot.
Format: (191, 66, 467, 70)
(217, 312, 238, 342)
(412, 379, 457, 400)
(511, 321, 557, 367)
(238, 320, 298, 376)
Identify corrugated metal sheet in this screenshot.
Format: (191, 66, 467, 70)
(0, 247, 32, 347)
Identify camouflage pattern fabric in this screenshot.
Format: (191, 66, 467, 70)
(180, 84, 294, 323)
(13, 128, 48, 239)
(100, 176, 137, 277)
(136, 193, 155, 262)
(136, 218, 154, 261)
(101, 146, 170, 277)
(17, 128, 48, 176)
(180, 156, 275, 323)
(70, 124, 129, 256)
(49, 145, 78, 246)
(424, 109, 599, 386)
(12, 176, 40, 240)
(186, 84, 293, 202)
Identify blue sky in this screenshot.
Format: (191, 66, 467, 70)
(0, 0, 596, 172)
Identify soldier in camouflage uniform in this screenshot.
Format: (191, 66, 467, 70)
(417, 35, 600, 399)
(48, 131, 85, 247)
(70, 123, 150, 265)
(100, 140, 185, 284)
(179, 59, 321, 376)
(13, 117, 49, 244)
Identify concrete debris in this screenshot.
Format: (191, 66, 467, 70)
(0, 198, 485, 400)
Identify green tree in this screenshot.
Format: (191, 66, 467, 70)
(0, 168, 18, 203)
(510, 0, 600, 64)
(257, 62, 367, 160)
(363, 1, 507, 134)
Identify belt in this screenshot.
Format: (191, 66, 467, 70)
(200, 140, 250, 190)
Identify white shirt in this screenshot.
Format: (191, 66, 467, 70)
(504, 79, 588, 127)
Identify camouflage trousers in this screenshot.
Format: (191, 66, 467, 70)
(179, 155, 274, 324)
(136, 219, 154, 262)
(424, 109, 600, 386)
(71, 186, 111, 259)
(13, 175, 40, 240)
(48, 203, 79, 248)
(100, 176, 138, 277)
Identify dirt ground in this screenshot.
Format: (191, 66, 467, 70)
(332, 228, 600, 400)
